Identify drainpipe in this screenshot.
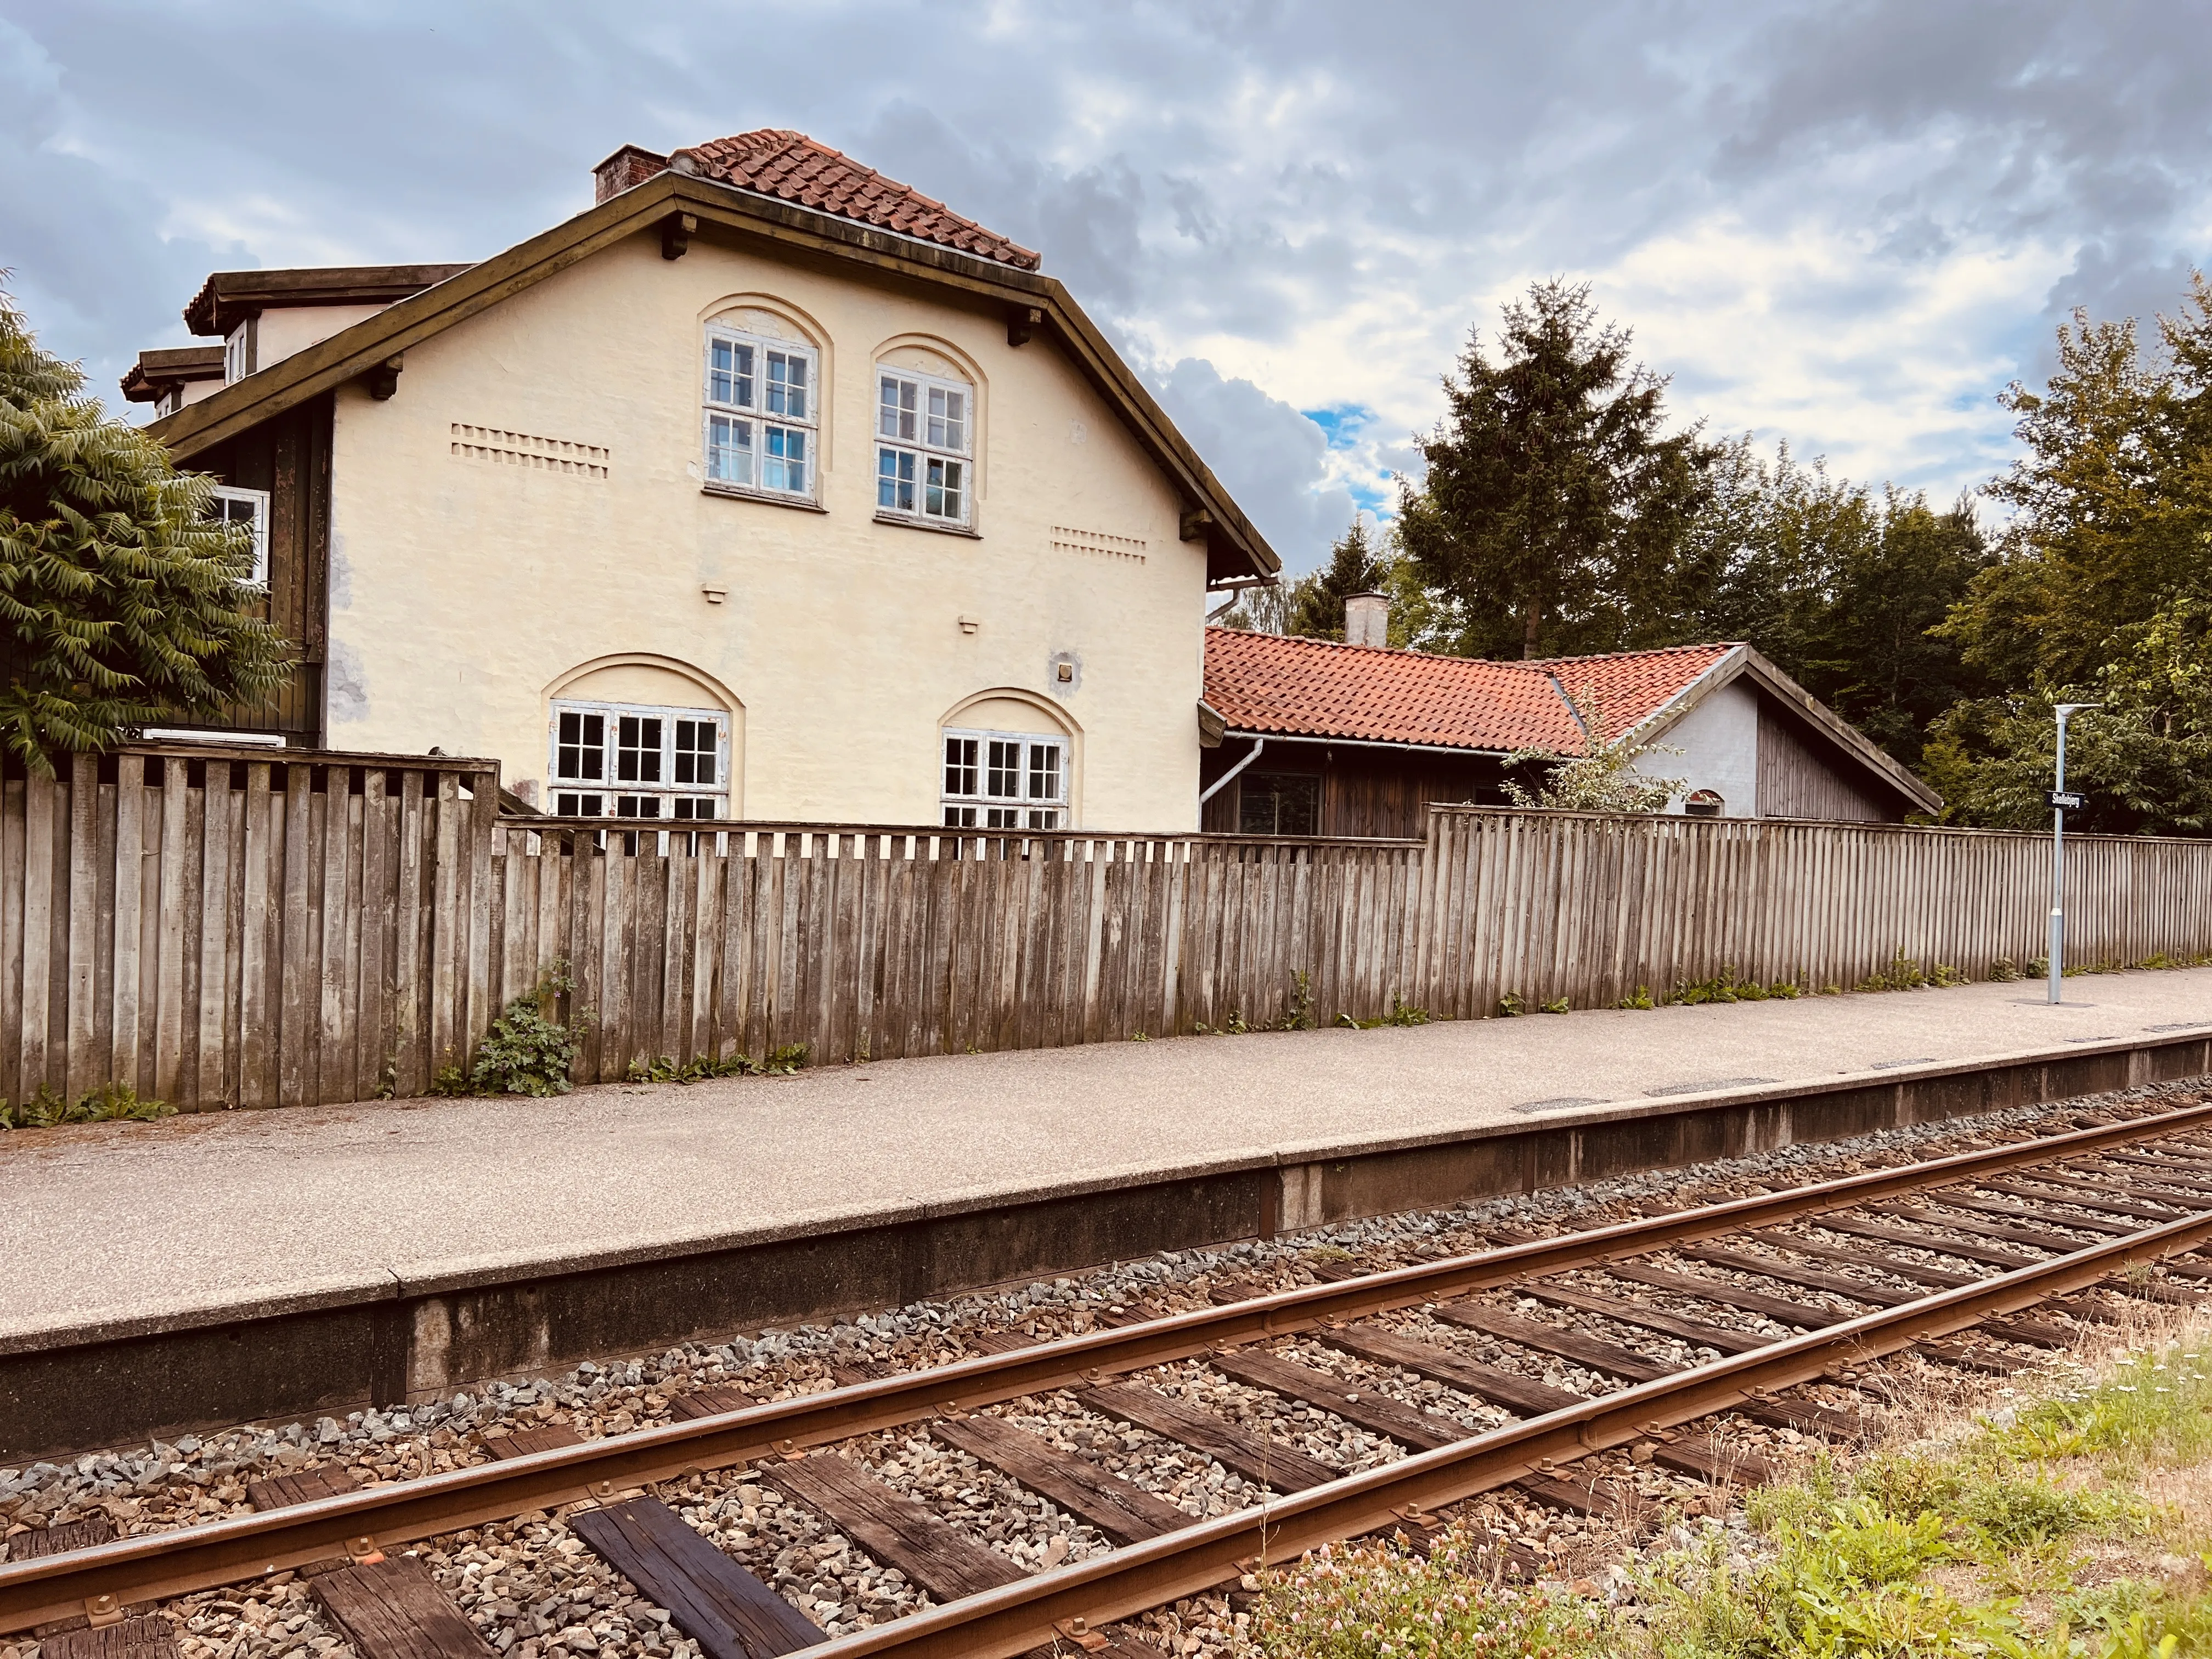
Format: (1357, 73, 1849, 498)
(1199, 737, 1266, 805)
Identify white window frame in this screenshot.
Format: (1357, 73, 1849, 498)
(702, 325, 817, 503)
(549, 698, 731, 820)
(208, 485, 270, 586)
(941, 726, 1066, 829)
(877, 365, 974, 529)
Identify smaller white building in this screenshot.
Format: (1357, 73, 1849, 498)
(1200, 629, 1941, 837)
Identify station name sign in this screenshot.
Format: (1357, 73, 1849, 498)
(2047, 790, 2087, 811)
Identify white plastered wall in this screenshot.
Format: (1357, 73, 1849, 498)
(320, 232, 1207, 829)
(1632, 678, 1760, 816)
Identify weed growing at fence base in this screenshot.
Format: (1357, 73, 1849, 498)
(624, 1045, 810, 1084)
(1197, 971, 1327, 1036)
(0, 1082, 173, 1131)
(1336, 995, 1434, 1030)
(436, 958, 592, 1097)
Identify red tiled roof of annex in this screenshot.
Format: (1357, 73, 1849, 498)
(1202, 629, 1739, 754)
(676, 131, 1041, 270)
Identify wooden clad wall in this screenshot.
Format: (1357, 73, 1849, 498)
(4, 748, 2209, 1110)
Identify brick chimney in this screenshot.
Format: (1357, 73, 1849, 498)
(1344, 590, 1390, 648)
(594, 144, 670, 204)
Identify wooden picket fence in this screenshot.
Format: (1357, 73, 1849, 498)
(4, 743, 2209, 1110)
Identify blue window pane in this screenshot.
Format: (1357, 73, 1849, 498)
(763, 426, 808, 492)
(708, 339, 753, 408)
(706, 415, 752, 483)
(878, 448, 915, 512)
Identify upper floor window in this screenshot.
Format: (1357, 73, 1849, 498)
(942, 727, 1064, 828)
(550, 698, 729, 819)
(207, 485, 270, 586)
(878, 366, 972, 528)
(703, 326, 816, 500)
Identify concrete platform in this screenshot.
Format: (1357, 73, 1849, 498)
(5, 968, 2211, 1455)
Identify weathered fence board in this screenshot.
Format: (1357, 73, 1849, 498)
(1, 744, 2209, 1110)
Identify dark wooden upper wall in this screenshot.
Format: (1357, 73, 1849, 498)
(1200, 742, 1504, 838)
(190, 393, 333, 741)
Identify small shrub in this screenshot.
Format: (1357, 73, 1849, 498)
(1274, 969, 1317, 1031)
(1989, 956, 2021, 981)
(1858, 949, 1931, 992)
(472, 996, 586, 1097)
(1539, 995, 1570, 1014)
(1617, 984, 1656, 1009)
(1341, 995, 1434, 1030)
(1497, 990, 1525, 1017)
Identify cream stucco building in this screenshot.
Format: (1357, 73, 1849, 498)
(138, 133, 1277, 831)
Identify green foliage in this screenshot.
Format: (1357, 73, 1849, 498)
(1999, 1342, 2212, 1470)
(624, 1043, 810, 1084)
(1398, 278, 1720, 660)
(1335, 994, 1432, 1030)
(1502, 687, 1686, 813)
(1199, 970, 1319, 1035)
(1927, 278, 2212, 832)
(1284, 519, 1391, 642)
(1497, 990, 1526, 1017)
(435, 959, 591, 1097)
(0, 1081, 174, 1130)
(1250, 1532, 1607, 1658)
(0, 283, 291, 771)
(1681, 442, 1995, 768)
(1857, 949, 1934, 992)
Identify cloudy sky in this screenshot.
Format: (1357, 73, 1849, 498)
(7, 1, 2209, 573)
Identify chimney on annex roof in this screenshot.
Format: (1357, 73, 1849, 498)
(594, 144, 670, 204)
(1344, 591, 1391, 649)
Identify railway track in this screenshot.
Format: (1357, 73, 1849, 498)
(12, 1096, 2212, 1659)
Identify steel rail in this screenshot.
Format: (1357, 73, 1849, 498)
(3, 1099, 2209, 1632)
(798, 1198, 2212, 1659)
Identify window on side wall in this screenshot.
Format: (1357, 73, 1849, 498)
(702, 327, 817, 501)
(1238, 773, 1320, 836)
(206, 485, 270, 586)
(550, 701, 729, 819)
(941, 727, 1064, 828)
(877, 366, 972, 528)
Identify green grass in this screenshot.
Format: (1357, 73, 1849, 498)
(1250, 1334, 2212, 1659)
(1249, 1533, 1604, 1658)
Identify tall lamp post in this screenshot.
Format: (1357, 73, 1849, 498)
(2047, 703, 2100, 1005)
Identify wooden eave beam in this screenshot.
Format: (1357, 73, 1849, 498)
(150, 171, 1279, 582)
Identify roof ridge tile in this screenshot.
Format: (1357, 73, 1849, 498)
(676, 130, 1040, 271)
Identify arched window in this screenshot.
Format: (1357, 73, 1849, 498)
(940, 694, 1071, 828)
(702, 310, 819, 504)
(876, 347, 975, 530)
(546, 658, 740, 820)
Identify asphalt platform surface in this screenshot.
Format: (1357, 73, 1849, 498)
(5, 967, 2209, 1351)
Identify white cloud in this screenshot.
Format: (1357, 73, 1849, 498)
(5, 0, 2208, 531)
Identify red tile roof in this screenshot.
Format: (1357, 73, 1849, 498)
(1202, 630, 1737, 753)
(675, 131, 1041, 271)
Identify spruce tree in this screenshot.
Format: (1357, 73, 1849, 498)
(1285, 518, 1390, 641)
(0, 286, 289, 770)
(1398, 279, 1717, 658)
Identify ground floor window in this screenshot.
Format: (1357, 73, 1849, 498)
(550, 700, 728, 819)
(1238, 772, 1320, 836)
(941, 727, 1065, 828)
